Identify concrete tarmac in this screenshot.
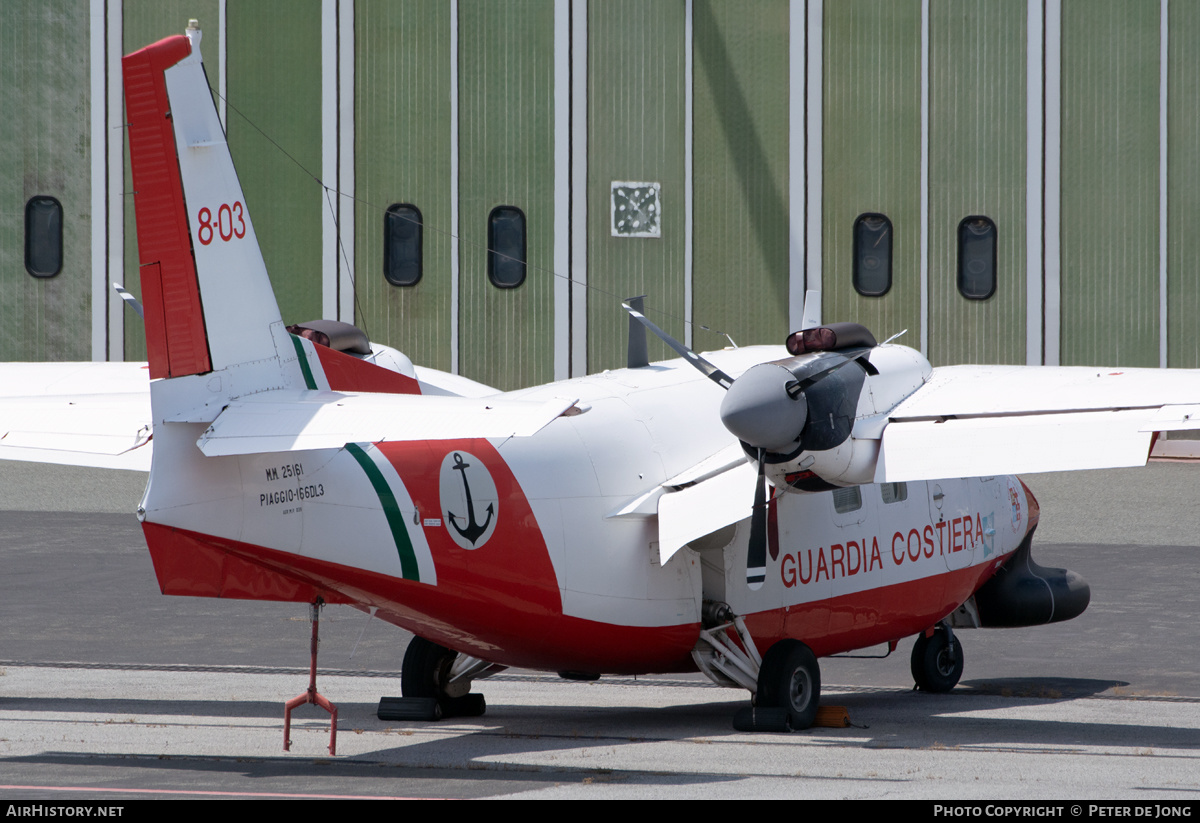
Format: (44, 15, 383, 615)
(2, 461, 1200, 799)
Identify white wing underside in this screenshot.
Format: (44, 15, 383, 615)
(655, 363, 1200, 564)
(0, 363, 153, 471)
(873, 364, 1200, 482)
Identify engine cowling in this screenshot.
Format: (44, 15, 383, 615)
(720, 324, 931, 491)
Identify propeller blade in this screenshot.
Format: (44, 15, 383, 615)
(622, 300, 735, 390)
(790, 353, 861, 394)
(746, 450, 768, 591)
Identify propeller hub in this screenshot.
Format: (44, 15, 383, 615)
(720, 362, 808, 452)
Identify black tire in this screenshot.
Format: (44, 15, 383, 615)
(757, 640, 821, 730)
(401, 635, 457, 700)
(911, 628, 964, 692)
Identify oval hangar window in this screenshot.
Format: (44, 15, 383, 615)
(852, 213, 892, 297)
(488, 205, 526, 289)
(957, 216, 997, 300)
(384, 203, 423, 287)
(25, 195, 63, 278)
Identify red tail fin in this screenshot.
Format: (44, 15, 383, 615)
(122, 35, 211, 379)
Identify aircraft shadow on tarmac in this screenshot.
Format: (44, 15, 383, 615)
(0, 750, 737, 794)
(21, 681, 1195, 750)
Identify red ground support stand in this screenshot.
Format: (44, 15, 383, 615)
(283, 599, 339, 755)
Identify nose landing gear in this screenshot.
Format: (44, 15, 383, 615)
(911, 624, 964, 692)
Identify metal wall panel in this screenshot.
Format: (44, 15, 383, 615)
(822, 0, 922, 343)
(692, 0, 791, 352)
(1060, 0, 1159, 367)
(1168, 0, 1200, 368)
(457, 0, 555, 391)
(226, 1, 322, 330)
(928, 0, 1026, 365)
(355, 0, 454, 372)
(122, 0, 221, 362)
(0, 0, 92, 361)
(586, 0, 687, 372)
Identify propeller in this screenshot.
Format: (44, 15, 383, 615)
(746, 449, 769, 589)
(622, 299, 874, 591)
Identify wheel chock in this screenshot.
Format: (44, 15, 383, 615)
(377, 696, 443, 721)
(732, 706, 793, 733)
(814, 705, 851, 727)
(443, 692, 487, 718)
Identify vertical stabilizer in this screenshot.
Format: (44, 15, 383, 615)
(122, 34, 210, 378)
(123, 24, 284, 382)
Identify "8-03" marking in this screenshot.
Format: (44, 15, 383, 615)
(197, 202, 246, 245)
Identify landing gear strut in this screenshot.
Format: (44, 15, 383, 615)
(911, 624, 964, 692)
(695, 607, 823, 733)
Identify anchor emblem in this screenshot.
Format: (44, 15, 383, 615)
(444, 452, 495, 547)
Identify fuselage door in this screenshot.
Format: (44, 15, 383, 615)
(927, 480, 977, 572)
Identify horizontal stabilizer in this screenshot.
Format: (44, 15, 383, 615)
(195, 391, 579, 456)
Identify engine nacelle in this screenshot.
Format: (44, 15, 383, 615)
(757, 435, 881, 492)
(724, 337, 931, 492)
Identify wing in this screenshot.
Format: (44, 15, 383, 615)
(0, 363, 153, 471)
(874, 364, 1200, 482)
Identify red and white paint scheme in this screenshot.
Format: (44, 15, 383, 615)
(7, 25, 1200, 733)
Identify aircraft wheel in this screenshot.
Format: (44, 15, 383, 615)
(757, 640, 821, 730)
(911, 627, 964, 692)
(401, 635, 457, 700)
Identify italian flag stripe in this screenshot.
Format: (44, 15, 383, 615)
(346, 442, 420, 581)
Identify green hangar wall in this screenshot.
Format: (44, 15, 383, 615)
(6, 1, 1200, 386)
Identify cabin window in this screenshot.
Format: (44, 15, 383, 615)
(384, 204, 422, 287)
(832, 486, 862, 514)
(881, 482, 908, 504)
(852, 213, 892, 297)
(957, 216, 997, 300)
(488, 206, 526, 288)
(25, 196, 63, 278)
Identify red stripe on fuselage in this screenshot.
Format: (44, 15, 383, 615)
(141, 519, 699, 673)
(312, 345, 422, 395)
(744, 554, 1007, 658)
(143, 512, 1007, 673)
(144, 521, 353, 604)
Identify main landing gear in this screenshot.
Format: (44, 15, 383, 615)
(377, 635, 503, 722)
(693, 607, 822, 733)
(754, 639, 821, 729)
(911, 623, 964, 692)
